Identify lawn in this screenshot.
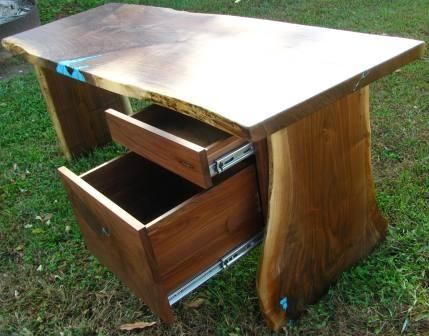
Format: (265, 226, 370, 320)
(0, 0, 428, 335)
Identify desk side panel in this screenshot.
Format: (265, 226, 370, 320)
(34, 66, 131, 159)
(257, 86, 388, 330)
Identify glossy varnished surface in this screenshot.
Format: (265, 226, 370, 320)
(59, 152, 263, 322)
(105, 105, 245, 188)
(34, 66, 131, 159)
(256, 87, 387, 330)
(2, 3, 424, 139)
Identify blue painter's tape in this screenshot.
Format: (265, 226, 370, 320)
(55, 54, 100, 82)
(280, 297, 288, 311)
(56, 64, 86, 82)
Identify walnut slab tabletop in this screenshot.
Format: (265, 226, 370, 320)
(2, 3, 425, 330)
(2, 3, 424, 142)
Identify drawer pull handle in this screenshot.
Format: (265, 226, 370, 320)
(86, 218, 110, 238)
(179, 160, 194, 169)
(209, 143, 254, 176)
(101, 227, 110, 237)
(76, 197, 111, 238)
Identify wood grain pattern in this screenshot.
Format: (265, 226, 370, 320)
(106, 108, 211, 188)
(3, 4, 424, 140)
(35, 66, 131, 159)
(131, 104, 232, 147)
(59, 152, 263, 321)
(148, 164, 263, 292)
(7, 4, 423, 329)
(58, 164, 175, 323)
(256, 86, 388, 330)
(106, 105, 245, 188)
(81, 152, 202, 225)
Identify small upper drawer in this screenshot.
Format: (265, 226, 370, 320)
(105, 105, 250, 188)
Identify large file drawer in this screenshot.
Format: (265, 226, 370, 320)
(59, 152, 263, 322)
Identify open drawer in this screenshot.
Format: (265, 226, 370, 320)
(105, 105, 251, 188)
(58, 152, 263, 322)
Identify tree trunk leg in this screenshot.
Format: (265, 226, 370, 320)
(34, 66, 132, 159)
(256, 86, 388, 331)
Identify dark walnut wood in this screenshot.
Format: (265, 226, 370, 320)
(256, 86, 387, 330)
(3, 4, 424, 330)
(105, 105, 245, 188)
(58, 156, 174, 322)
(2, 4, 424, 141)
(147, 162, 263, 292)
(34, 66, 131, 159)
(59, 152, 263, 322)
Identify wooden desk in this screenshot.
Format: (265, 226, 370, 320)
(2, 4, 425, 330)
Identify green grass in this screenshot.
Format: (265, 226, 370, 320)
(1, 0, 428, 335)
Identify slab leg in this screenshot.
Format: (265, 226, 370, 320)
(256, 86, 388, 330)
(34, 66, 132, 159)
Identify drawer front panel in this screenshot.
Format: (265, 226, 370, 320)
(148, 165, 263, 292)
(58, 166, 174, 322)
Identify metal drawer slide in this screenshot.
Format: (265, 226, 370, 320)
(168, 232, 263, 305)
(209, 143, 254, 177)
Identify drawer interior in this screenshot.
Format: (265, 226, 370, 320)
(60, 151, 263, 321)
(81, 152, 203, 225)
(105, 104, 247, 188)
(132, 104, 231, 149)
